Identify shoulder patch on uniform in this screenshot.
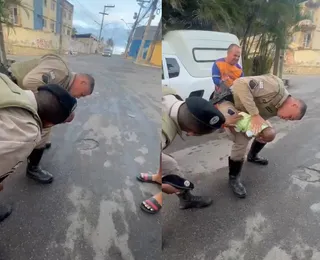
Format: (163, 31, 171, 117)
(249, 79, 258, 89)
(209, 116, 219, 125)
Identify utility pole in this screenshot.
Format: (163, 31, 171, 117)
(98, 4, 115, 42)
(59, 2, 64, 55)
(146, 19, 161, 63)
(136, 0, 158, 63)
(124, 0, 150, 57)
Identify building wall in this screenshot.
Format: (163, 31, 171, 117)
(146, 41, 161, 66)
(33, 0, 43, 30)
(128, 39, 152, 59)
(56, 0, 62, 34)
(73, 38, 99, 53)
(133, 26, 158, 40)
(62, 0, 73, 36)
(3, 26, 95, 55)
(17, 0, 34, 29)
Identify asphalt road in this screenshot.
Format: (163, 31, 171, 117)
(162, 76, 320, 260)
(0, 55, 161, 260)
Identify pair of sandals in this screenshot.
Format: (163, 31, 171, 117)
(136, 173, 195, 214)
(137, 173, 162, 214)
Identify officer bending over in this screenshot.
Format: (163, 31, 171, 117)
(0, 73, 77, 222)
(137, 87, 242, 214)
(216, 74, 307, 198)
(8, 54, 94, 184)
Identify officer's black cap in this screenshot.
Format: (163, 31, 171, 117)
(185, 96, 225, 130)
(38, 84, 77, 121)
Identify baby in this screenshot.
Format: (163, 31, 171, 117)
(233, 112, 272, 138)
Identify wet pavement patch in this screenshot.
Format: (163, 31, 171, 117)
(76, 139, 99, 151)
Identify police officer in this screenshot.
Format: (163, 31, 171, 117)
(138, 87, 243, 214)
(216, 74, 307, 198)
(8, 54, 94, 184)
(0, 73, 77, 222)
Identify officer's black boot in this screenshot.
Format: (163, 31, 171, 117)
(45, 142, 52, 149)
(247, 140, 268, 165)
(229, 157, 246, 198)
(177, 190, 213, 209)
(0, 204, 12, 222)
(27, 149, 53, 184)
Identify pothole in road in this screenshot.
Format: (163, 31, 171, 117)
(76, 138, 99, 150)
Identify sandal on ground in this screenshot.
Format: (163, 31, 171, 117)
(140, 196, 162, 214)
(136, 173, 161, 185)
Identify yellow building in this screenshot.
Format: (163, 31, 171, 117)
(5, 0, 74, 55)
(9, 0, 73, 34)
(9, 0, 34, 29)
(291, 1, 320, 50)
(62, 0, 74, 36)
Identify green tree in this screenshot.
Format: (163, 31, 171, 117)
(106, 38, 114, 48)
(72, 27, 77, 36)
(0, 0, 28, 66)
(163, 0, 306, 76)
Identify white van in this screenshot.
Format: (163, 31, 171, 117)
(162, 30, 241, 100)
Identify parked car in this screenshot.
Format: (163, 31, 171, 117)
(102, 48, 112, 57)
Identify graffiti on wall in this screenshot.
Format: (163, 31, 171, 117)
(34, 38, 52, 49)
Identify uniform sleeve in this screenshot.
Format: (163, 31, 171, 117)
(212, 63, 221, 86)
(0, 108, 40, 178)
(22, 58, 69, 92)
(233, 80, 259, 115)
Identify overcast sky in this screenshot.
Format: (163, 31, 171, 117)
(68, 0, 161, 31)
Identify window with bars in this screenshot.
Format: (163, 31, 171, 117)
(11, 7, 18, 25)
(51, 0, 56, 11)
(50, 21, 55, 32)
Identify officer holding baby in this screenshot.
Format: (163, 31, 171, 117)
(211, 46, 307, 198)
(213, 74, 307, 198)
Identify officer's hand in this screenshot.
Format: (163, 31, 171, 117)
(225, 114, 243, 127)
(64, 111, 75, 123)
(250, 114, 266, 135)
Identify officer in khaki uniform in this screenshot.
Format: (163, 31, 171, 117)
(8, 54, 95, 184)
(216, 74, 307, 198)
(137, 87, 242, 214)
(0, 73, 77, 222)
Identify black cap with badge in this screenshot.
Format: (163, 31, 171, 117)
(38, 84, 77, 123)
(185, 96, 225, 132)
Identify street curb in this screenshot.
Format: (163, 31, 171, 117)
(133, 60, 160, 69)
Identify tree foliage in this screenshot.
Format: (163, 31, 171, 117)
(0, 0, 29, 65)
(72, 27, 77, 36)
(106, 38, 114, 48)
(163, 0, 308, 75)
(0, 0, 28, 27)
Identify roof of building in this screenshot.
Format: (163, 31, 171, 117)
(64, 0, 74, 8)
(73, 34, 98, 41)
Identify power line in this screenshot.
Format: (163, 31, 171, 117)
(98, 5, 115, 41)
(70, 0, 101, 26)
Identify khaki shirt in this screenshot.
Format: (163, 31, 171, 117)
(0, 91, 41, 179)
(232, 74, 290, 120)
(161, 94, 184, 150)
(22, 54, 75, 92)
